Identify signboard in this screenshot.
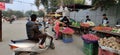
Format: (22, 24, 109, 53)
(0, 2, 5, 10)
(0, 0, 13, 3)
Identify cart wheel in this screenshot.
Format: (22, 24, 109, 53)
(50, 42, 55, 49)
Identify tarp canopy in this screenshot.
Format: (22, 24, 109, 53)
(51, 13, 62, 17)
(46, 13, 62, 17)
(66, 4, 93, 11)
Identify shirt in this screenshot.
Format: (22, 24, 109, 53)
(85, 18, 91, 22)
(26, 21, 41, 40)
(102, 18, 109, 24)
(61, 18, 70, 26)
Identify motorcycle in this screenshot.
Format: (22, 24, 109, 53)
(9, 23, 55, 55)
(9, 34, 55, 55)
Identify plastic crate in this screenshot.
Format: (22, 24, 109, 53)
(83, 41, 98, 55)
(98, 47, 117, 55)
(81, 37, 98, 43)
(62, 35, 73, 43)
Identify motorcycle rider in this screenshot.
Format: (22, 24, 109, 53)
(11, 14, 54, 49)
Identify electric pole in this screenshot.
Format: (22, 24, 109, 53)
(0, 10, 2, 42)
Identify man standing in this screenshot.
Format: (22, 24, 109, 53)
(102, 14, 109, 26)
(61, 16, 70, 26)
(85, 15, 91, 22)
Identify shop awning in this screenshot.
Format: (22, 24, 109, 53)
(65, 4, 93, 11)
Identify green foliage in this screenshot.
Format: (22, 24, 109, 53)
(74, 0, 85, 4)
(50, 0, 74, 7)
(25, 10, 34, 16)
(2, 11, 10, 17)
(2, 9, 24, 19)
(25, 10, 44, 17)
(35, 0, 41, 10)
(41, 0, 48, 7)
(50, 8, 57, 12)
(50, 0, 60, 7)
(63, 0, 74, 5)
(14, 11, 24, 18)
(37, 10, 45, 17)
(48, 0, 73, 12)
(92, 0, 119, 11)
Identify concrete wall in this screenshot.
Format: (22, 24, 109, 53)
(70, 6, 120, 26)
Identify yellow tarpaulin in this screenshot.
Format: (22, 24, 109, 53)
(46, 13, 62, 17)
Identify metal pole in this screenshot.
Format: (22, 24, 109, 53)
(116, 4, 119, 20)
(0, 10, 2, 42)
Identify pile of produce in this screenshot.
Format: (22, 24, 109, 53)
(62, 27, 75, 35)
(82, 34, 99, 41)
(111, 28, 120, 33)
(86, 21, 95, 26)
(80, 22, 90, 28)
(98, 37, 120, 50)
(92, 26, 103, 30)
(70, 19, 75, 22)
(92, 26, 113, 31)
(102, 27, 113, 31)
(71, 21, 80, 27)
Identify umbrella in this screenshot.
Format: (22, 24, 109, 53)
(67, 4, 93, 9)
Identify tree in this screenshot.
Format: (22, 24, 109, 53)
(63, 0, 74, 5)
(2, 9, 25, 19)
(34, 0, 61, 13)
(50, 0, 60, 7)
(41, 0, 48, 7)
(25, 10, 44, 17)
(35, 0, 84, 13)
(37, 10, 45, 17)
(92, 0, 119, 11)
(35, 0, 48, 15)
(35, 0, 41, 10)
(14, 11, 24, 18)
(50, 0, 60, 12)
(25, 10, 38, 16)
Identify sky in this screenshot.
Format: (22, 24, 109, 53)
(5, 0, 44, 12)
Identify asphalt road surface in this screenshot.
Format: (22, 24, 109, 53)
(1, 20, 85, 55)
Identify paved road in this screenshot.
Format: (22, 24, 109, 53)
(1, 20, 85, 55)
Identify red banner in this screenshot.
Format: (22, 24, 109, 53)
(0, 2, 5, 10)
